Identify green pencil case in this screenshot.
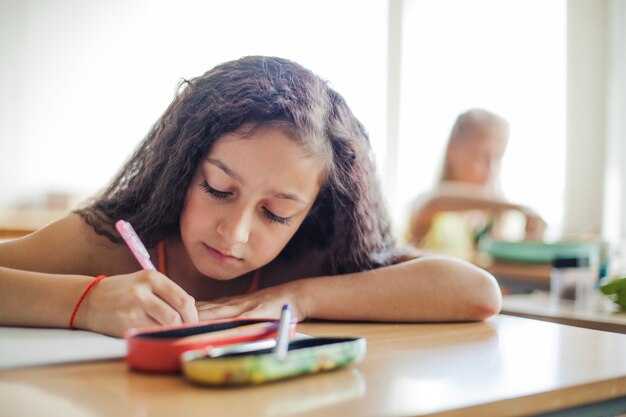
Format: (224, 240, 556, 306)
(478, 238, 598, 264)
(180, 337, 366, 386)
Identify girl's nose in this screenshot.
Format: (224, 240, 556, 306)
(216, 206, 252, 246)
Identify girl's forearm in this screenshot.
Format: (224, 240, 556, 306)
(0, 266, 92, 328)
(292, 256, 502, 322)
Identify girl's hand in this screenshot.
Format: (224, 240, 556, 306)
(196, 284, 306, 322)
(518, 206, 547, 240)
(76, 270, 198, 337)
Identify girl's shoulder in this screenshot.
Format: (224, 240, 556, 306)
(0, 213, 138, 276)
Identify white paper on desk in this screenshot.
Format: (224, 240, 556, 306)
(0, 327, 126, 370)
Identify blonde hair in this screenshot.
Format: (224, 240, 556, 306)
(441, 108, 509, 183)
(448, 108, 509, 142)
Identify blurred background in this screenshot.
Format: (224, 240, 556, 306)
(1, 0, 624, 244)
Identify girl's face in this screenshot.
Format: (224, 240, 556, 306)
(180, 127, 325, 280)
(448, 129, 507, 187)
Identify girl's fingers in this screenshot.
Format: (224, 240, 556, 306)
(197, 304, 246, 321)
(141, 291, 188, 326)
(238, 308, 279, 319)
(196, 301, 219, 310)
(151, 276, 198, 324)
(196, 287, 298, 321)
(195, 295, 238, 309)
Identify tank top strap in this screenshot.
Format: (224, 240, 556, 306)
(246, 269, 261, 294)
(156, 241, 167, 275)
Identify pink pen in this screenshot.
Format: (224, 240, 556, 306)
(115, 220, 155, 270)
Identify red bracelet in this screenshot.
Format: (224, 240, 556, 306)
(69, 275, 107, 330)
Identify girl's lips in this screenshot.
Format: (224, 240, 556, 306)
(204, 244, 243, 264)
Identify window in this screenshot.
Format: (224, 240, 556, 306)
(390, 0, 566, 239)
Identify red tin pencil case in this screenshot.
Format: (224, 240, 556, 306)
(125, 318, 295, 372)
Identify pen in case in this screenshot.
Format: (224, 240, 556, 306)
(274, 304, 291, 360)
(206, 339, 278, 358)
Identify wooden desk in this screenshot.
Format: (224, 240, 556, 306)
(502, 291, 626, 334)
(482, 259, 551, 294)
(0, 209, 68, 239)
(1, 316, 626, 417)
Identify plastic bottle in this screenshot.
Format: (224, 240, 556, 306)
(550, 256, 595, 309)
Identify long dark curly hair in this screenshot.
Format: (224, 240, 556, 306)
(77, 56, 397, 274)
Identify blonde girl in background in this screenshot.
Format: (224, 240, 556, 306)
(407, 109, 546, 259)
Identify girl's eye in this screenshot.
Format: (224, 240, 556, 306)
(201, 181, 291, 225)
(263, 208, 291, 226)
(200, 181, 231, 199)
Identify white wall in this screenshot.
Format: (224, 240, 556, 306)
(563, 0, 608, 236)
(603, 0, 626, 241)
(0, 0, 388, 208)
(564, 0, 626, 241)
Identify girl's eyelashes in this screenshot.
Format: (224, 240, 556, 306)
(262, 208, 291, 226)
(200, 180, 292, 226)
(200, 181, 231, 199)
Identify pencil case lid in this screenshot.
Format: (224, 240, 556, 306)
(125, 318, 295, 372)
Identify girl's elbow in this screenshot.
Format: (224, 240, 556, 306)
(471, 294, 502, 321)
(468, 271, 502, 320)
